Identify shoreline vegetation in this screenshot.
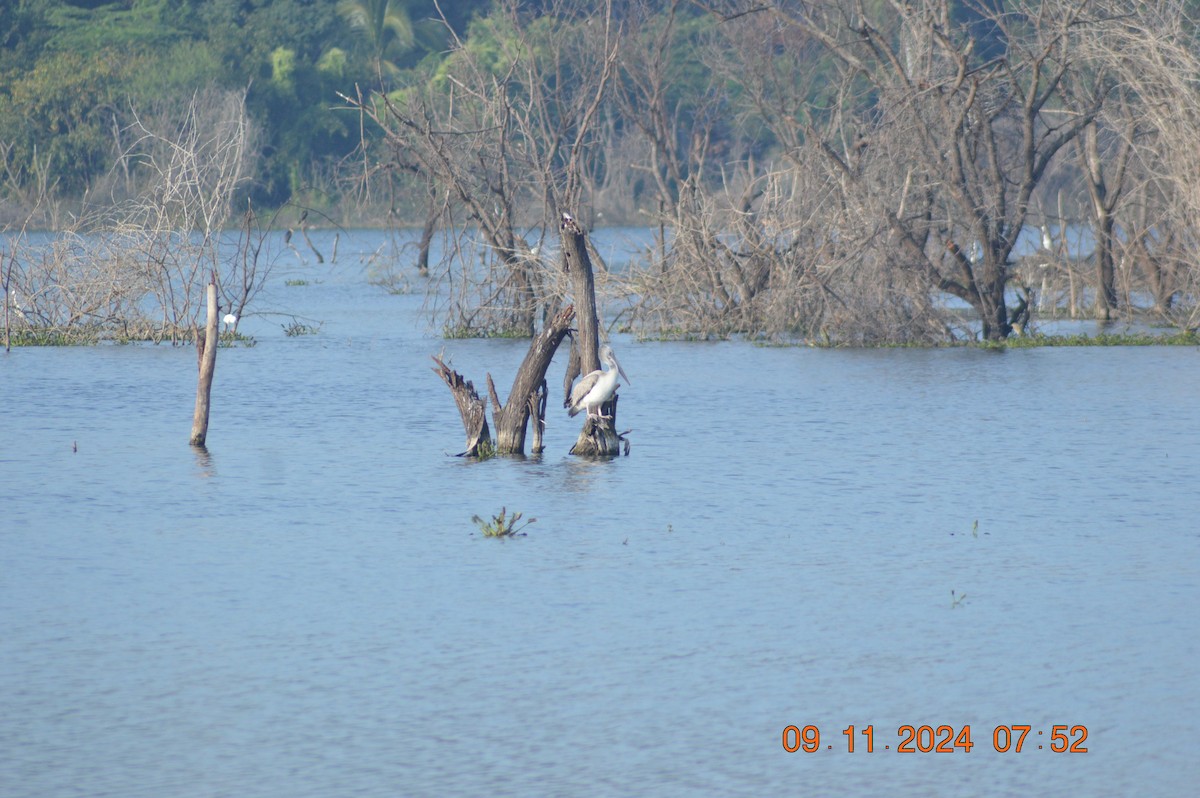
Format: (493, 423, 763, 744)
(3, 217, 1198, 350)
(5, 0, 1200, 348)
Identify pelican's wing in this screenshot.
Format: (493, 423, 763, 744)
(567, 369, 603, 415)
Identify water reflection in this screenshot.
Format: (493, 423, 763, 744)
(558, 452, 621, 494)
(191, 444, 217, 479)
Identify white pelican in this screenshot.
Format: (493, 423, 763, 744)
(223, 313, 237, 332)
(568, 345, 630, 421)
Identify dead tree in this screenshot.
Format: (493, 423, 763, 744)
(433, 305, 575, 456)
(430, 355, 491, 456)
(561, 215, 625, 456)
(189, 282, 219, 447)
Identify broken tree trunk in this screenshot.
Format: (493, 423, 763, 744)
(489, 304, 576, 453)
(433, 304, 575, 456)
(431, 354, 491, 456)
(561, 217, 624, 457)
(189, 282, 219, 447)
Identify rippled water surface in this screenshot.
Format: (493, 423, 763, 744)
(3, 230, 1199, 796)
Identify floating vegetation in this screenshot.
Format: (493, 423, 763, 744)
(5, 327, 100, 346)
(473, 439, 497, 460)
(219, 330, 256, 347)
(443, 324, 531, 340)
(749, 328, 1200, 349)
(282, 318, 322, 336)
(367, 261, 412, 295)
(995, 330, 1200, 347)
(284, 279, 310, 286)
(632, 328, 734, 343)
(951, 590, 968, 609)
(4, 321, 216, 346)
(472, 507, 536, 538)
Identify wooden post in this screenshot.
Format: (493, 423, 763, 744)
(561, 216, 624, 456)
(189, 283, 219, 447)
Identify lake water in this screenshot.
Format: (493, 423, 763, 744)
(2, 229, 1198, 796)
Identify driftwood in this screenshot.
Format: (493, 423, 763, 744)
(433, 304, 575, 456)
(561, 216, 625, 456)
(189, 282, 219, 447)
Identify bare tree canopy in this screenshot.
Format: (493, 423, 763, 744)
(11, 0, 1200, 345)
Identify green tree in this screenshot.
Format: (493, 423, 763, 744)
(0, 48, 136, 195)
(337, 0, 456, 84)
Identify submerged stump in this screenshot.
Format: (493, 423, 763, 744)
(432, 211, 629, 457)
(431, 354, 491, 456)
(433, 304, 575, 456)
(561, 215, 625, 457)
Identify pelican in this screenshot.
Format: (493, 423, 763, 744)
(223, 313, 237, 332)
(568, 345, 630, 421)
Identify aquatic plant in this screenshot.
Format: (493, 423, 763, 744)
(473, 439, 497, 460)
(980, 330, 1200, 348)
(5, 327, 99, 346)
(219, 330, 256, 347)
(472, 507, 536, 538)
(282, 318, 322, 336)
(442, 324, 531, 340)
(367, 263, 412, 295)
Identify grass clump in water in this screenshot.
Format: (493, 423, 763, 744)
(6, 327, 99, 346)
(219, 330, 256, 347)
(984, 329, 1200, 348)
(282, 318, 321, 336)
(472, 507, 536, 538)
(443, 324, 532, 340)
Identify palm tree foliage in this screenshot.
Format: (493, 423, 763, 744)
(337, 0, 449, 82)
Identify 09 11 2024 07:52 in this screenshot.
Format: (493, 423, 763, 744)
(781, 724, 1089, 753)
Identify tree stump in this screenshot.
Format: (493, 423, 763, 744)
(432, 212, 628, 457)
(561, 215, 625, 457)
(433, 304, 575, 456)
(431, 355, 490, 456)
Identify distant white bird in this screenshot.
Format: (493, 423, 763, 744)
(10, 288, 27, 320)
(561, 211, 574, 223)
(568, 345, 630, 421)
(223, 313, 237, 332)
